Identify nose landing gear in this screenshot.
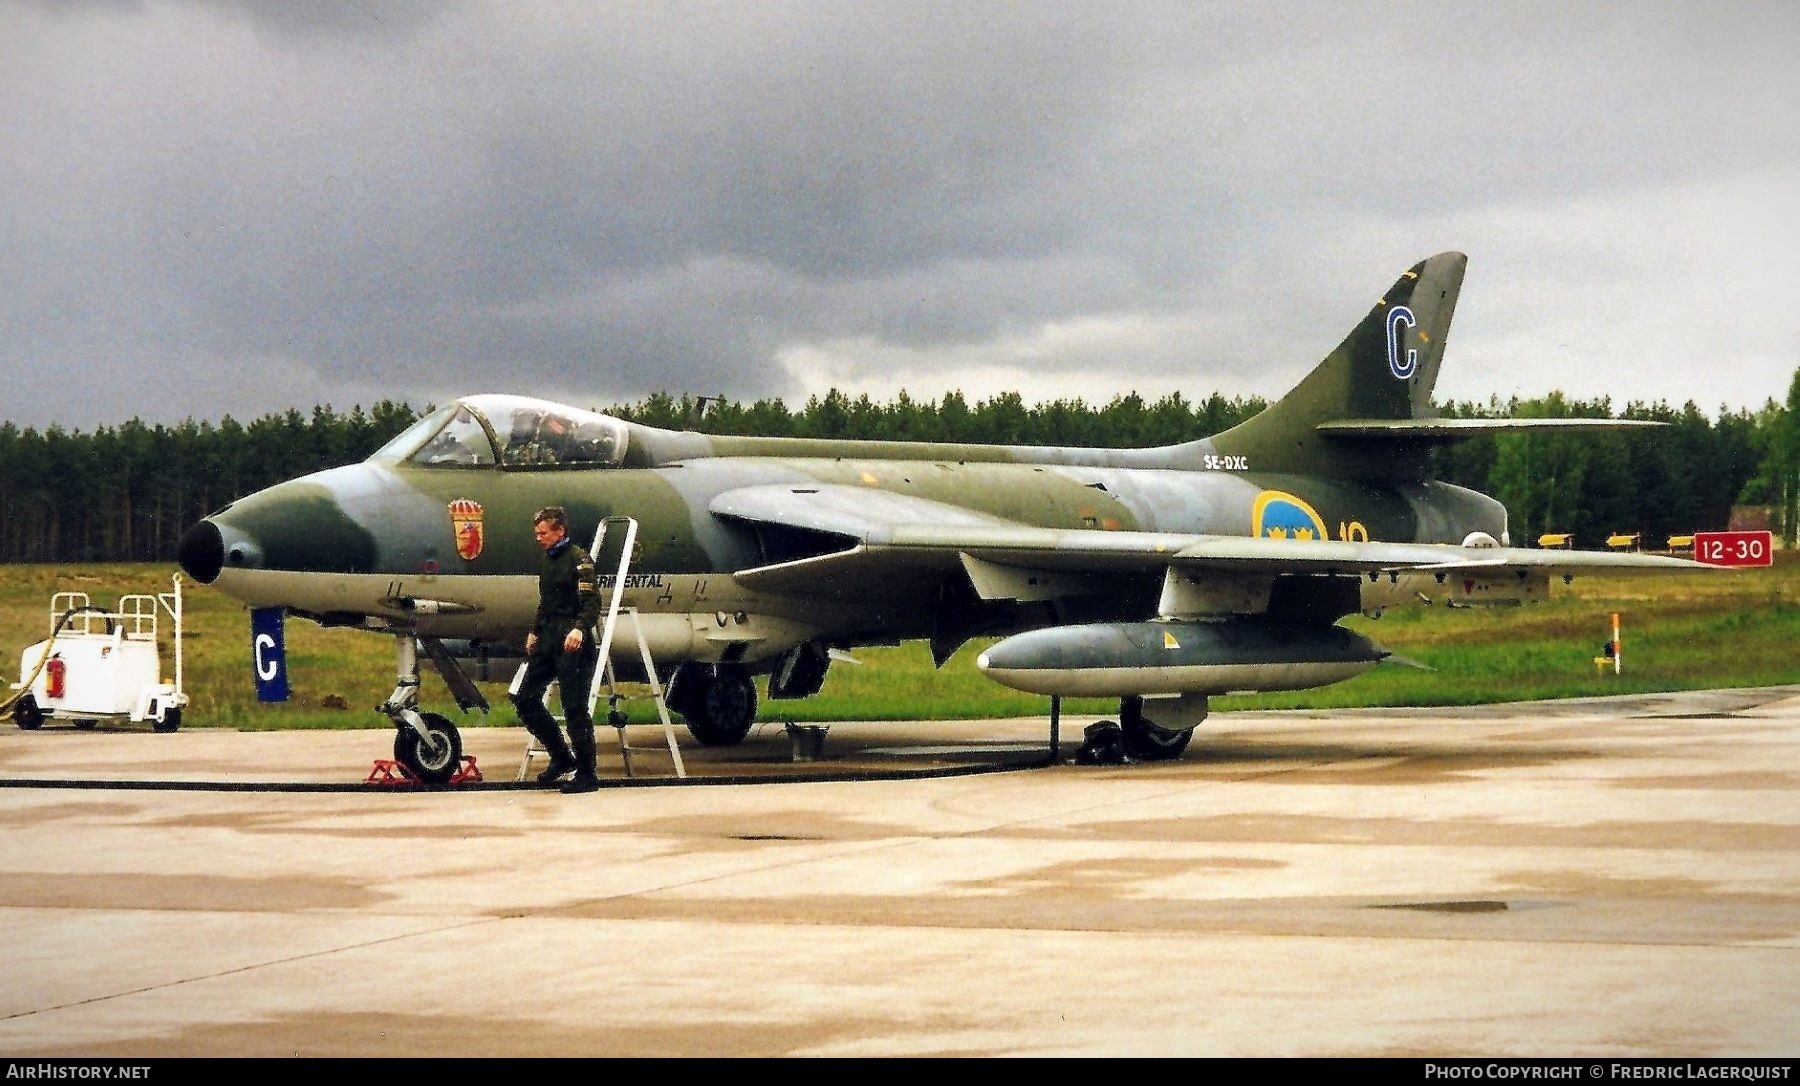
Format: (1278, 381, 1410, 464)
(379, 633, 483, 784)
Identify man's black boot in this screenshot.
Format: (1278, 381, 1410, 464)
(561, 727, 600, 794)
(535, 754, 577, 784)
(526, 722, 577, 784)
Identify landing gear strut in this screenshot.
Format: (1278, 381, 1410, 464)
(378, 634, 468, 783)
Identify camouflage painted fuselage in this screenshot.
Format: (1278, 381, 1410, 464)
(188, 426, 1506, 670)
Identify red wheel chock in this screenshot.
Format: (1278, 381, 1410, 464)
(364, 759, 411, 785)
(364, 756, 483, 786)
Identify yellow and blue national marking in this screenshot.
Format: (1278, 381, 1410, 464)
(1252, 490, 1328, 541)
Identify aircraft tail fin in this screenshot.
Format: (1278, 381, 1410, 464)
(1210, 251, 1467, 479)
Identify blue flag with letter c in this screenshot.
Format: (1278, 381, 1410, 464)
(251, 607, 290, 702)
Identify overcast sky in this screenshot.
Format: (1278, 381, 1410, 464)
(4, 1, 1797, 432)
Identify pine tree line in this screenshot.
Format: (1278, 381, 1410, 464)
(2, 379, 1795, 564)
(1429, 393, 1782, 551)
(0, 402, 421, 563)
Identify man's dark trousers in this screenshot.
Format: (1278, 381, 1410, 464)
(511, 640, 598, 779)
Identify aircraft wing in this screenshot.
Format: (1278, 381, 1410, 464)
(712, 483, 1709, 597)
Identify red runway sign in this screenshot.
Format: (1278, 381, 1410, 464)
(1692, 530, 1774, 567)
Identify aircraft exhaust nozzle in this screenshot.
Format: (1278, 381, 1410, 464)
(976, 618, 1388, 698)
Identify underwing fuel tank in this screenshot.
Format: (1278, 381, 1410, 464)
(976, 618, 1390, 698)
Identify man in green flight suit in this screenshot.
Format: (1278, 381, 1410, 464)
(511, 505, 603, 793)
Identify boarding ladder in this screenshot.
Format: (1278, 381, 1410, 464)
(516, 516, 687, 780)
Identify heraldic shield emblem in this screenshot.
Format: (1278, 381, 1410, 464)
(449, 498, 484, 560)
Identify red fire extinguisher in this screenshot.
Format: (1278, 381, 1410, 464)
(46, 656, 66, 700)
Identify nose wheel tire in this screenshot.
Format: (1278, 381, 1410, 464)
(394, 712, 464, 783)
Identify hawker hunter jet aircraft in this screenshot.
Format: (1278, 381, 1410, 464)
(178, 252, 1703, 781)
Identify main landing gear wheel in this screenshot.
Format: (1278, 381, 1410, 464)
(153, 708, 182, 734)
(12, 696, 43, 731)
(677, 665, 758, 747)
(393, 711, 464, 783)
(1074, 720, 1127, 765)
(1118, 697, 1193, 761)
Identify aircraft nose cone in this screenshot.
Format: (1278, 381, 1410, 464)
(177, 519, 265, 584)
(177, 520, 224, 584)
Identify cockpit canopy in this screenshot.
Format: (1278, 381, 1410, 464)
(371, 395, 631, 470)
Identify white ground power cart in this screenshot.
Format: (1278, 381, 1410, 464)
(8, 574, 189, 732)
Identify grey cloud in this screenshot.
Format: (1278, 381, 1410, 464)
(183, 0, 458, 44)
(2, 1, 1796, 430)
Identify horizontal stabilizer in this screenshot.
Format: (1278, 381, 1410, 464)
(1318, 417, 1667, 444)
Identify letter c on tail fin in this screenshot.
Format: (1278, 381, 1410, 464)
(1386, 306, 1418, 379)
